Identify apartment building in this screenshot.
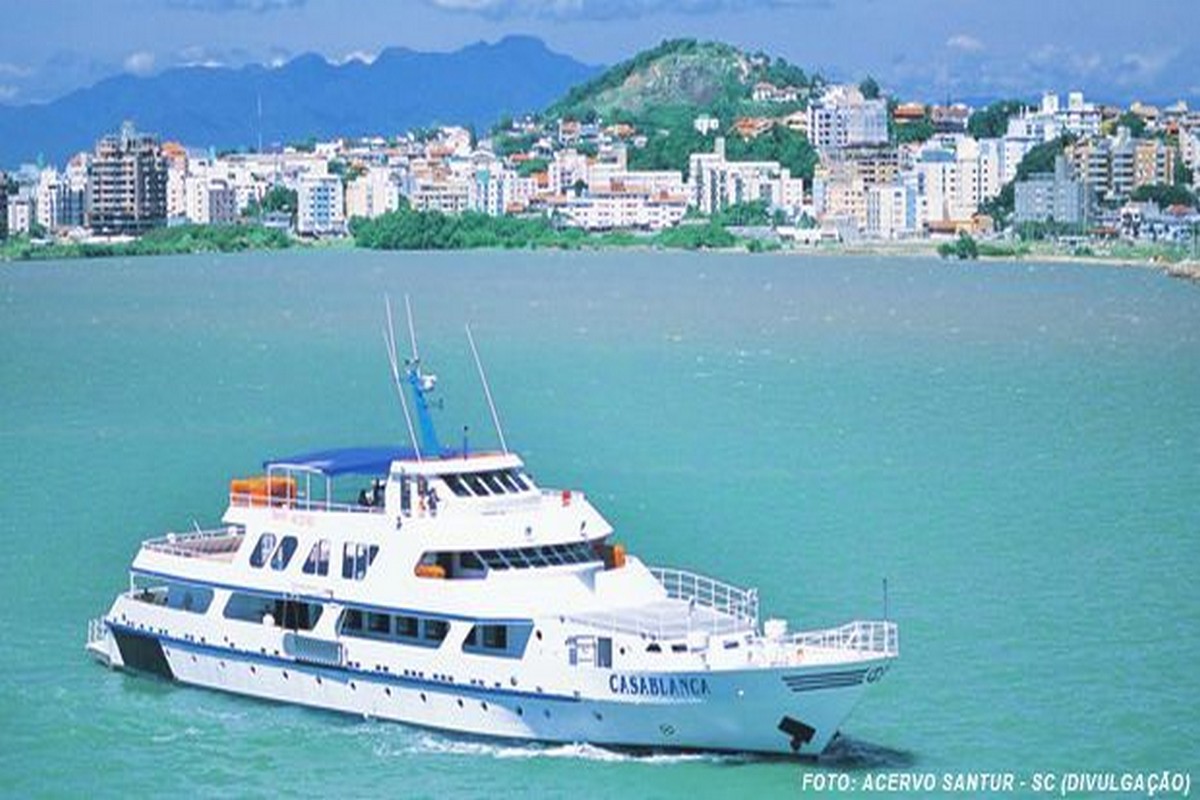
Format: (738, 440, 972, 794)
(296, 174, 345, 236)
(807, 85, 888, 151)
(87, 122, 168, 236)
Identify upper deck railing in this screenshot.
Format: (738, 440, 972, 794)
(789, 619, 899, 657)
(649, 566, 760, 629)
(142, 526, 244, 560)
(228, 492, 383, 515)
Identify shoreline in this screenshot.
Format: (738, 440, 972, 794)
(3, 233, 1197, 282)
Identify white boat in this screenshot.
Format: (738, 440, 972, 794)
(87, 303, 898, 756)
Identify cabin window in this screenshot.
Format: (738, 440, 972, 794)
(478, 550, 508, 570)
(459, 551, 484, 571)
(271, 536, 298, 571)
(342, 608, 363, 632)
(462, 474, 488, 496)
(395, 615, 420, 638)
(367, 612, 391, 635)
(302, 539, 331, 576)
(499, 549, 528, 568)
(539, 546, 564, 566)
(164, 583, 214, 614)
(463, 622, 531, 659)
(342, 543, 380, 580)
(442, 475, 470, 497)
(510, 471, 531, 490)
(274, 598, 322, 630)
(422, 619, 449, 643)
(250, 533, 277, 568)
(524, 548, 549, 567)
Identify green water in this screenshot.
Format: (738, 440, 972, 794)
(1, 249, 1197, 798)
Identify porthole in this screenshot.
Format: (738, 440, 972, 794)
(516, 706, 523, 716)
(481, 701, 488, 711)
(420, 693, 427, 703)
(457, 698, 464, 708)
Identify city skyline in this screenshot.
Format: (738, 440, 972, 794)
(1, 0, 1198, 107)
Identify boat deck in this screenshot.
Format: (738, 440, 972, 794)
(141, 528, 244, 562)
(570, 598, 754, 641)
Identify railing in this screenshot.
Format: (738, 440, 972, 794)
(649, 566, 760, 629)
(142, 527, 244, 559)
(789, 620, 899, 657)
(229, 492, 383, 515)
(87, 616, 108, 646)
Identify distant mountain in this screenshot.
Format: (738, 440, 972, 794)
(0, 36, 600, 167)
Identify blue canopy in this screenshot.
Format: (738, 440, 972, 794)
(265, 446, 418, 477)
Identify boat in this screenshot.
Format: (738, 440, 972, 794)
(86, 301, 898, 756)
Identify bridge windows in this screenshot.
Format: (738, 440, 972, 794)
(436, 469, 533, 499)
(417, 542, 601, 578)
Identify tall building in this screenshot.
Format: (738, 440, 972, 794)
(1014, 155, 1088, 225)
(807, 86, 888, 151)
(688, 137, 801, 215)
(87, 122, 168, 235)
(296, 174, 345, 236)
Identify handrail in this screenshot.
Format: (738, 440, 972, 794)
(649, 566, 760, 628)
(788, 620, 899, 657)
(142, 526, 244, 559)
(228, 492, 384, 514)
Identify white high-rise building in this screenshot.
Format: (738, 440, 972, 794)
(297, 175, 345, 236)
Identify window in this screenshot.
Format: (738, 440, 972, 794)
(459, 551, 484, 571)
(341, 608, 363, 632)
(463, 474, 488, 495)
(271, 536, 298, 571)
(509, 471, 530, 490)
(463, 622, 531, 659)
(494, 471, 520, 493)
(250, 533, 276, 568)
(478, 550, 508, 570)
(442, 475, 471, 497)
(482, 625, 508, 650)
(422, 619, 449, 643)
(480, 472, 506, 494)
(342, 542, 380, 580)
(596, 637, 613, 668)
(367, 612, 391, 635)
(302, 539, 331, 576)
(395, 615, 419, 638)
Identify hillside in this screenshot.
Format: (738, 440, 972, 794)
(0, 36, 599, 166)
(544, 39, 821, 179)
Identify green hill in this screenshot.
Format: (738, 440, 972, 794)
(544, 39, 821, 179)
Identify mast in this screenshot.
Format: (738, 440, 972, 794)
(403, 295, 443, 456)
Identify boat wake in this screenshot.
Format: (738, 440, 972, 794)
(372, 729, 735, 765)
(816, 734, 916, 770)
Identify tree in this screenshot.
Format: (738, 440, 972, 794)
(1131, 183, 1197, 208)
(968, 100, 1030, 139)
(859, 76, 881, 100)
(938, 232, 979, 260)
(1116, 111, 1147, 138)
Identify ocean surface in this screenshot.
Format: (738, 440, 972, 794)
(1, 249, 1197, 798)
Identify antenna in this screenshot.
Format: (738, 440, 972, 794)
(466, 323, 508, 454)
(384, 295, 421, 461)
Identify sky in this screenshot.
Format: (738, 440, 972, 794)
(1, 0, 1198, 107)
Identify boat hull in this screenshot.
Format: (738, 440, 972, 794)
(90, 619, 890, 757)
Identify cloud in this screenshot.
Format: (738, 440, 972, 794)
(422, 0, 829, 20)
(166, 0, 306, 11)
(945, 34, 983, 53)
(123, 51, 157, 75)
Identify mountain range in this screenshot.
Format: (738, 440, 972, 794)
(0, 36, 599, 167)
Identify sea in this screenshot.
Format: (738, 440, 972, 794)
(1, 249, 1197, 798)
